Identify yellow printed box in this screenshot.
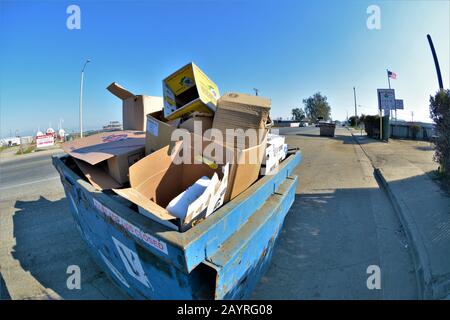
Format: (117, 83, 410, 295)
(163, 62, 220, 120)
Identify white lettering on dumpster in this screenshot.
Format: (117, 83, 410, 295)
(112, 237, 153, 290)
(99, 251, 130, 288)
(92, 198, 168, 255)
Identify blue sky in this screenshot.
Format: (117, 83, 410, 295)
(1, 0, 449, 137)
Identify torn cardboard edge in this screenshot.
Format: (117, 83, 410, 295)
(62, 131, 145, 165)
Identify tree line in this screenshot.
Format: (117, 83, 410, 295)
(291, 92, 331, 123)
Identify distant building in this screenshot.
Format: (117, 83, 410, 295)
(0, 137, 21, 147)
(103, 121, 122, 131)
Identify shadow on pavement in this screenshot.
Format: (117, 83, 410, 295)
(0, 272, 12, 300)
(253, 183, 418, 299)
(11, 196, 124, 299)
(295, 132, 380, 145)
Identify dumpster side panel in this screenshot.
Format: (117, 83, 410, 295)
(183, 153, 301, 273)
(54, 157, 195, 299)
(208, 176, 298, 299)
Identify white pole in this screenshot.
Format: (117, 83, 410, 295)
(79, 59, 90, 138)
(79, 70, 84, 138)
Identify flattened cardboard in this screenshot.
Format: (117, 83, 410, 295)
(108, 82, 163, 131)
(114, 141, 229, 231)
(163, 62, 220, 120)
(74, 159, 121, 191)
(62, 131, 145, 165)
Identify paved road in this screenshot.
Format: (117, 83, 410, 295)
(0, 127, 418, 299)
(252, 128, 417, 299)
(0, 149, 125, 299)
(0, 151, 63, 201)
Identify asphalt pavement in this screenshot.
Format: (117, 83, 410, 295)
(0, 150, 64, 201)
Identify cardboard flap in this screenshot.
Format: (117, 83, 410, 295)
(62, 131, 145, 165)
(107, 82, 135, 100)
(219, 92, 271, 109)
(74, 159, 121, 191)
(113, 188, 174, 221)
(128, 141, 183, 187)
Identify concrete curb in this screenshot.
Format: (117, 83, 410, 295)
(348, 130, 433, 300)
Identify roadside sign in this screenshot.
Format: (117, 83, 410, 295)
(377, 89, 396, 111)
(395, 99, 404, 110)
(36, 134, 54, 148)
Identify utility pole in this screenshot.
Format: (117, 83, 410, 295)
(353, 87, 358, 125)
(253, 88, 259, 96)
(79, 59, 91, 138)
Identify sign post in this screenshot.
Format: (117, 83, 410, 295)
(394, 99, 404, 121)
(377, 89, 395, 141)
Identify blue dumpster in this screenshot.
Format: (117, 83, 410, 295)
(52, 151, 301, 299)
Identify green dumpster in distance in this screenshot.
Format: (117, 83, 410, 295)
(319, 123, 336, 137)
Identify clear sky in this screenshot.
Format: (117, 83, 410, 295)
(1, 0, 449, 137)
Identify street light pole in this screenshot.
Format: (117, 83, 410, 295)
(79, 59, 91, 138)
(353, 87, 358, 124)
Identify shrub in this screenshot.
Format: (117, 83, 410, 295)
(363, 115, 381, 138)
(429, 90, 450, 180)
(410, 124, 421, 139)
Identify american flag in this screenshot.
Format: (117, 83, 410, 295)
(387, 70, 397, 79)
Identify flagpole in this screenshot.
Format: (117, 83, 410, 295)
(387, 69, 392, 119)
(387, 69, 391, 89)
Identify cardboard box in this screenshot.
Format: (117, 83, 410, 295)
(261, 134, 287, 175)
(145, 111, 178, 155)
(163, 62, 220, 120)
(62, 131, 145, 185)
(212, 92, 271, 148)
(179, 113, 213, 134)
(114, 141, 229, 232)
(107, 82, 163, 131)
(201, 130, 268, 201)
(145, 111, 212, 155)
(213, 92, 271, 130)
(74, 159, 122, 191)
(224, 131, 268, 201)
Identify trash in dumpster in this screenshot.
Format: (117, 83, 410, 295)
(221, 131, 268, 201)
(61, 130, 145, 185)
(166, 176, 211, 219)
(163, 62, 220, 120)
(74, 158, 121, 191)
(145, 110, 179, 154)
(113, 140, 230, 232)
(179, 112, 213, 134)
(212, 92, 271, 148)
(107, 82, 163, 131)
(261, 133, 288, 175)
(53, 60, 304, 299)
(145, 110, 212, 155)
